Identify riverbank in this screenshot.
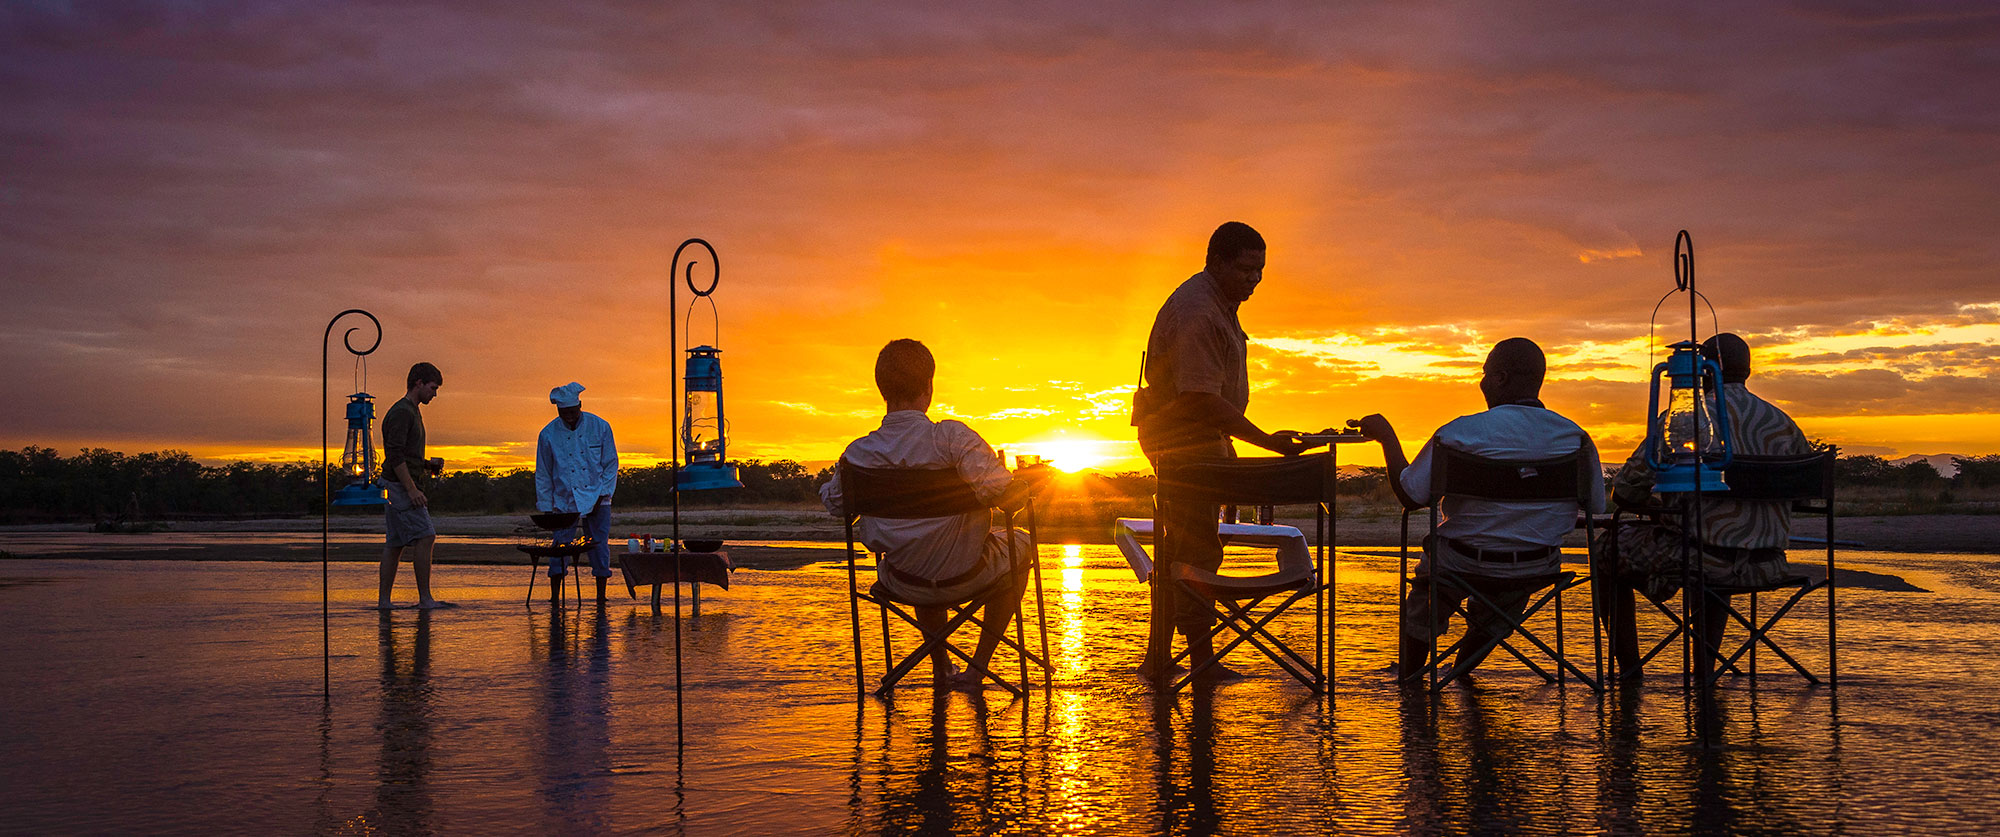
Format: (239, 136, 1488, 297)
(4, 509, 1996, 553)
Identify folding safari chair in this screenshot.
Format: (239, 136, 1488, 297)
(1611, 448, 1839, 687)
(1398, 446, 1602, 693)
(1154, 453, 1336, 694)
(839, 460, 1051, 699)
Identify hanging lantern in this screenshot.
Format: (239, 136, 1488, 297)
(332, 391, 386, 505)
(1644, 341, 1732, 493)
(678, 345, 741, 490)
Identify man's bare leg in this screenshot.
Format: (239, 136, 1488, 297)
(1399, 635, 1430, 684)
(412, 536, 450, 608)
(378, 545, 405, 609)
(1607, 583, 1642, 680)
(1698, 591, 1731, 683)
(915, 606, 953, 689)
(956, 572, 1031, 690)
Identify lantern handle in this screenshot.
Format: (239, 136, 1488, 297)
(674, 238, 720, 297)
(684, 295, 721, 353)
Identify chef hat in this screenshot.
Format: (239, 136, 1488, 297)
(550, 382, 585, 407)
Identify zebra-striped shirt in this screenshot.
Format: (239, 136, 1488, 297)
(1613, 383, 1813, 549)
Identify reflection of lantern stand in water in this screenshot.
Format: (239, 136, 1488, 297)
(322, 308, 385, 700)
(1642, 231, 1734, 700)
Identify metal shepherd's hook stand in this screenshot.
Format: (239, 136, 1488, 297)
(1671, 231, 1719, 722)
(669, 239, 719, 749)
(322, 309, 382, 701)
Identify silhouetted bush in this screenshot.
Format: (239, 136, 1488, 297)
(0, 447, 827, 521)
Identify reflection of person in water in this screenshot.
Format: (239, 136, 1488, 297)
(367, 609, 433, 833)
(535, 607, 613, 833)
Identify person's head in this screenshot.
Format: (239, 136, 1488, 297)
(406, 362, 443, 404)
(1479, 337, 1546, 407)
(550, 381, 585, 429)
(1204, 221, 1266, 303)
(875, 338, 935, 411)
(1701, 332, 1752, 384)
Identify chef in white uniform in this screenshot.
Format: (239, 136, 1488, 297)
(536, 381, 619, 601)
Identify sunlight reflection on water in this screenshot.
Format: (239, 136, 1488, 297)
(2, 546, 1998, 834)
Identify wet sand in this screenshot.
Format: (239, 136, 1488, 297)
(6, 509, 1995, 551)
(2, 549, 1997, 834)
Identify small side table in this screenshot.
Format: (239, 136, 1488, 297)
(618, 551, 733, 615)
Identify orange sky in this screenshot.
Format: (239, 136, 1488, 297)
(3, 4, 1997, 475)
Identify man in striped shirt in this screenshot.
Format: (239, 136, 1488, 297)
(1603, 333, 1815, 680)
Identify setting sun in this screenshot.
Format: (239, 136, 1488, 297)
(1014, 438, 1114, 473)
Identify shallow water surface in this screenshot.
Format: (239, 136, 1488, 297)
(1, 546, 1996, 834)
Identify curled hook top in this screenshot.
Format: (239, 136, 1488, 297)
(325, 308, 383, 357)
(1674, 229, 1694, 293)
(673, 238, 720, 297)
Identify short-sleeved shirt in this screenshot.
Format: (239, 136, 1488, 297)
(379, 397, 426, 485)
(1401, 403, 1606, 579)
(1612, 383, 1813, 549)
(1136, 272, 1248, 459)
(820, 411, 1012, 584)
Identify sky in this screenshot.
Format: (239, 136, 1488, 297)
(3, 1, 1997, 474)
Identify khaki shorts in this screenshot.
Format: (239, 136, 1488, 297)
(384, 482, 436, 548)
(1401, 575, 1535, 642)
(875, 528, 1033, 608)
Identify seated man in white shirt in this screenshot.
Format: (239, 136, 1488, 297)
(819, 339, 1046, 692)
(1356, 338, 1605, 682)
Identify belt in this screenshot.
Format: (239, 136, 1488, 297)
(1443, 537, 1558, 564)
(884, 560, 986, 590)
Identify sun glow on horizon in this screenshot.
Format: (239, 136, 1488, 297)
(1013, 438, 1113, 473)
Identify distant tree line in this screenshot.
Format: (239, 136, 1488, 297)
(6, 447, 2000, 524)
(0, 446, 827, 523)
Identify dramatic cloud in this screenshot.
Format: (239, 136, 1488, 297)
(2, 1, 1997, 469)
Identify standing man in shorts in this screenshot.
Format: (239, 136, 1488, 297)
(1133, 221, 1308, 680)
(378, 362, 450, 609)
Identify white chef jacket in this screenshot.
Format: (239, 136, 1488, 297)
(535, 412, 619, 513)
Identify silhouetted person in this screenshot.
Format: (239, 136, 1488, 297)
(820, 339, 1047, 691)
(1133, 221, 1308, 680)
(378, 362, 449, 609)
(536, 381, 619, 604)
(1357, 338, 1604, 682)
(1601, 332, 1814, 680)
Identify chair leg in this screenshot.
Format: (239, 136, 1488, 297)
(526, 557, 539, 608)
(1555, 583, 1566, 685)
(879, 605, 892, 675)
(1186, 590, 1323, 691)
(1716, 583, 1824, 685)
(1750, 591, 1759, 679)
(1439, 578, 1602, 692)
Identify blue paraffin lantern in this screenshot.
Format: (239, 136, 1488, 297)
(678, 345, 741, 491)
(1644, 341, 1732, 494)
(332, 392, 387, 505)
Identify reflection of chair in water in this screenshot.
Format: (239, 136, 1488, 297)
(839, 462, 1049, 698)
(1610, 450, 1839, 686)
(1400, 445, 1602, 692)
(1146, 452, 1337, 693)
